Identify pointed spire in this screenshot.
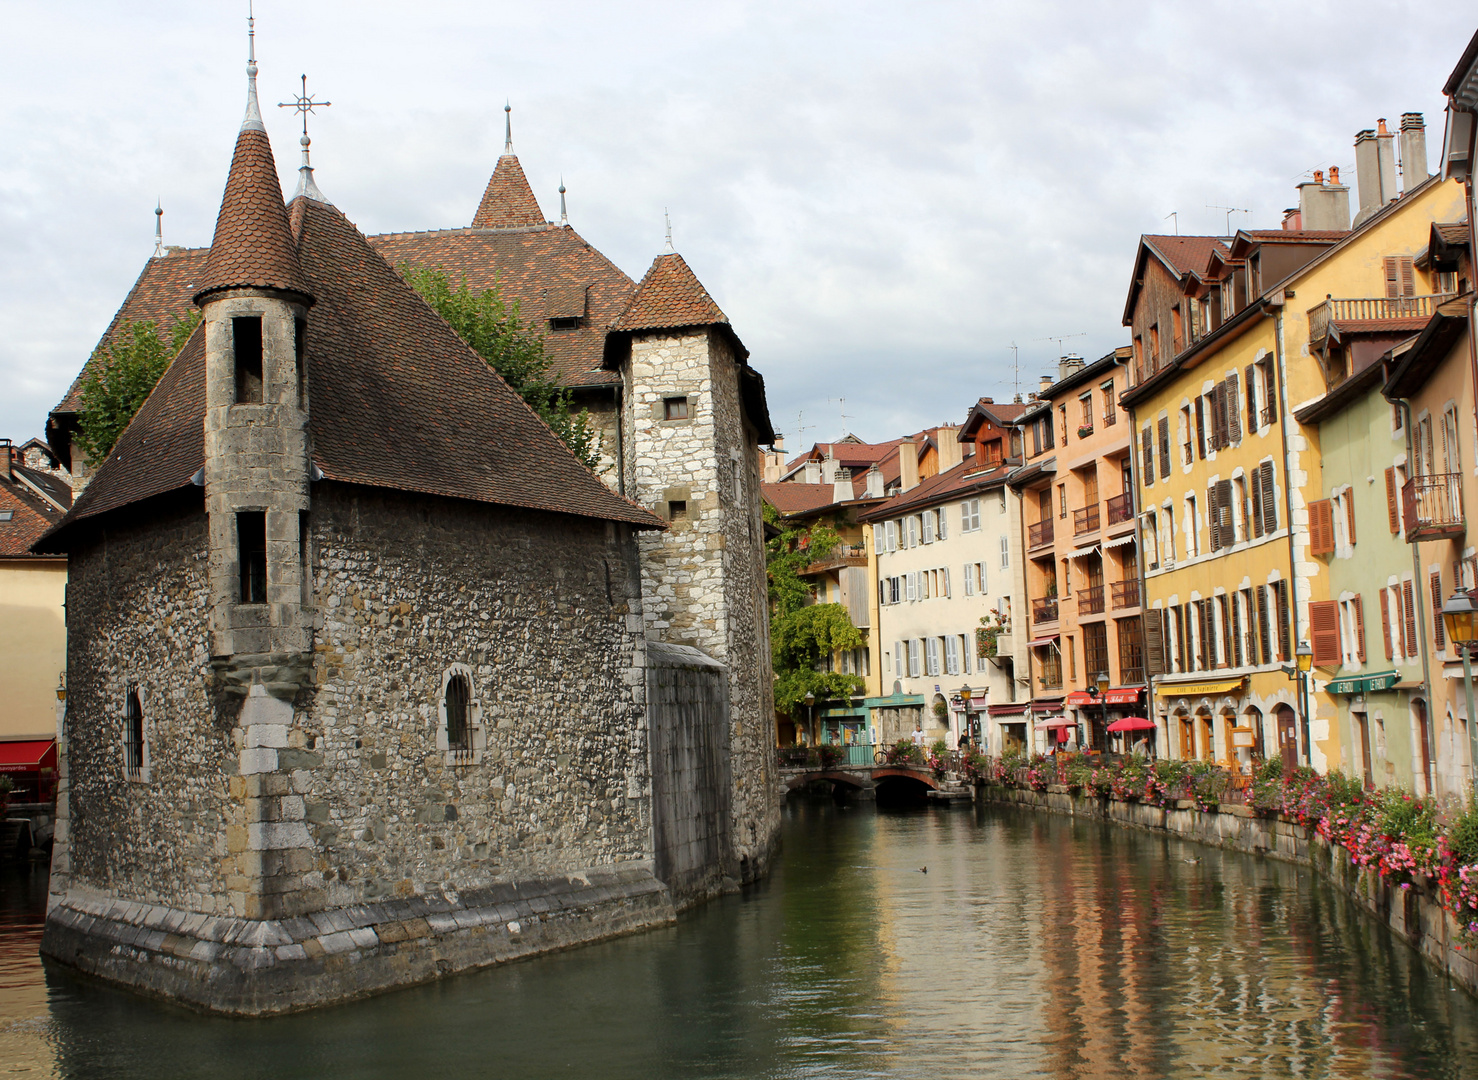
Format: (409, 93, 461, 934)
(242, 4, 264, 133)
(153, 202, 164, 258)
(294, 133, 330, 203)
(610, 250, 728, 333)
(471, 105, 545, 228)
(664, 208, 674, 253)
(558, 177, 568, 225)
(504, 101, 514, 154)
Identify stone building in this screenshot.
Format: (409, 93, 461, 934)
(35, 44, 775, 1013)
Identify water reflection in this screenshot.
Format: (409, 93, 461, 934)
(1, 801, 1476, 1078)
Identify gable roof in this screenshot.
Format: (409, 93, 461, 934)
(38, 194, 664, 551)
(610, 252, 729, 333)
(471, 155, 547, 229)
(857, 458, 1011, 522)
(192, 126, 311, 304)
(2, 459, 66, 557)
(1123, 235, 1229, 325)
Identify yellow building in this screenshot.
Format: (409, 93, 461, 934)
(1120, 125, 1464, 776)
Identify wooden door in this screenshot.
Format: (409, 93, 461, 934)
(1200, 713, 1215, 761)
(1357, 715, 1374, 789)
(1275, 705, 1298, 772)
(1179, 716, 1194, 760)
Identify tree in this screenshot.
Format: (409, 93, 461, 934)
(404, 267, 600, 470)
(75, 312, 201, 464)
(765, 503, 865, 717)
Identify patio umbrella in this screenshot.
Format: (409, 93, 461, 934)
(1107, 715, 1155, 754)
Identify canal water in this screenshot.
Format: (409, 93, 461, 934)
(3, 799, 1478, 1079)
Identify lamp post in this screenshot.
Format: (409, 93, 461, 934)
(1095, 672, 1111, 753)
(1442, 588, 1478, 791)
(803, 691, 816, 750)
(1296, 644, 1313, 765)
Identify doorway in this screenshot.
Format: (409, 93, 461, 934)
(1356, 712, 1374, 789)
(1275, 704, 1298, 772)
(1414, 699, 1432, 794)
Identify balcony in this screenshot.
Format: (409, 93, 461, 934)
(1111, 579, 1140, 609)
(1106, 491, 1134, 527)
(1103, 409, 1117, 428)
(1028, 518, 1055, 549)
(1077, 584, 1105, 615)
(801, 543, 868, 576)
(1073, 503, 1101, 536)
(1402, 473, 1465, 543)
(1032, 596, 1059, 625)
(1308, 294, 1454, 347)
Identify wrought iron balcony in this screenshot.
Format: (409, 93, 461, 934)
(1402, 473, 1465, 543)
(1106, 492, 1134, 527)
(1073, 503, 1101, 536)
(1111, 579, 1140, 609)
(1032, 596, 1059, 624)
(1028, 518, 1055, 549)
(1077, 584, 1105, 614)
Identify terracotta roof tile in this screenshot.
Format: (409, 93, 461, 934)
(0, 469, 63, 558)
(1141, 235, 1231, 277)
(41, 196, 664, 547)
(857, 459, 1011, 522)
(762, 482, 844, 516)
(192, 127, 312, 304)
(611, 252, 728, 333)
(471, 155, 547, 229)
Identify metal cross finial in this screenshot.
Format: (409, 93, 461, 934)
(664, 208, 674, 252)
(504, 102, 513, 154)
(279, 74, 332, 140)
(558, 176, 568, 225)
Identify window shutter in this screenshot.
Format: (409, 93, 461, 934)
(943, 567, 951, 598)
(1207, 484, 1221, 551)
(1379, 588, 1394, 659)
(1385, 256, 1400, 298)
(895, 641, 904, 677)
(1231, 595, 1244, 667)
(906, 573, 916, 601)
(1275, 580, 1292, 661)
(923, 512, 935, 544)
(1158, 416, 1171, 477)
(879, 580, 887, 607)
(1402, 580, 1418, 658)
(1142, 426, 1155, 485)
(963, 565, 974, 596)
(1259, 464, 1278, 534)
(1431, 571, 1446, 650)
(1212, 383, 1229, 450)
(1181, 603, 1193, 671)
(1256, 586, 1271, 665)
(1310, 600, 1341, 666)
(1216, 479, 1234, 546)
(1226, 376, 1241, 444)
(1251, 472, 1264, 538)
(1245, 365, 1258, 430)
(1262, 363, 1278, 417)
(1385, 468, 1400, 533)
(938, 509, 947, 540)
(1353, 595, 1366, 663)
(1145, 609, 1166, 677)
(1400, 257, 1415, 297)
(1344, 492, 1356, 545)
(1310, 499, 1334, 555)
(873, 524, 884, 553)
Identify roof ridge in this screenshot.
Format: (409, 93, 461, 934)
(610, 250, 728, 333)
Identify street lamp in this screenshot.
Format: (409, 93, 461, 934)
(1095, 671, 1111, 753)
(1296, 643, 1313, 765)
(803, 691, 816, 749)
(1442, 588, 1478, 790)
(959, 684, 972, 751)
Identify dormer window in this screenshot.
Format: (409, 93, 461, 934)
(233, 317, 263, 403)
(549, 316, 581, 332)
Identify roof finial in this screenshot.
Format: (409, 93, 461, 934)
(278, 74, 333, 202)
(153, 202, 164, 258)
(242, 2, 264, 133)
(664, 208, 674, 253)
(558, 177, 568, 225)
(504, 101, 513, 155)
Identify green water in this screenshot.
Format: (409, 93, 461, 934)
(3, 799, 1477, 1078)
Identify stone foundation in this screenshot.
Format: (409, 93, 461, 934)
(42, 863, 674, 1015)
(979, 784, 1478, 998)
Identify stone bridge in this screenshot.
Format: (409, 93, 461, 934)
(777, 760, 972, 802)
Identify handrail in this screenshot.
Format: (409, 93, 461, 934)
(1106, 492, 1134, 526)
(1073, 503, 1101, 536)
(1077, 584, 1105, 614)
(1111, 579, 1140, 609)
(1308, 293, 1455, 343)
(1028, 518, 1055, 548)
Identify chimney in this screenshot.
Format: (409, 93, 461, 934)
(1355, 121, 1399, 227)
(0, 439, 10, 482)
(898, 437, 919, 492)
(937, 428, 964, 472)
(803, 460, 821, 484)
(832, 468, 853, 504)
(865, 464, 884, 498)
(1296, 169, 1350, 232)
(820, 451, 838, 484)
(1038, 374, 1053, 394)
(1400, 112, 1429, 192)
(1057, 354, 1084, 382)
(981, 397, 994, 404)
(1282, 208, 1302, 230)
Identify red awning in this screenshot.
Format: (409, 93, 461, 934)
(988, 702, 1028, 717)
(1065, 691, 1094, 706)
(0, 740, 56, 774)
(1106, 716, 1156, 732)
(1105, 687, 1143, 704)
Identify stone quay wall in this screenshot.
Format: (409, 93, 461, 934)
(978, 783, 1478, 997)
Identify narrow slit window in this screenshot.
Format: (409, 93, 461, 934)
(238, 511, 267, 604)
(233, 316, 264, 403)
(445, 673, 471, 753)
(299, 510, 311, 607)
(664, 397, 689, 420)
(124, 687, 144, 778)
(294, 318, 306, 407)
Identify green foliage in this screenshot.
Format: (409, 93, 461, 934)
(1448, 793, 1478, 867)
(405, 267, 599, 470)
(75, 312, 201, 463)
(765, 510, 862, 716)
(885, 739, 925, 765)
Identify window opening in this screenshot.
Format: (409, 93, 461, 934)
(238, 511, 267, 604)
(663, 397, 689, 420)
(233, 316, 264, 403)
(124, 687, 144, 778)
(294, 318, 306, 407)
(445, 672, 472, 754)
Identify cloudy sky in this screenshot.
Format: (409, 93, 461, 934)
(0, 1, 1470, 450)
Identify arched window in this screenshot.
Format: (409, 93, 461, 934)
(124, 687, 144, 779)
(438, 665, 482, 765)
(446, 673, 471, 754)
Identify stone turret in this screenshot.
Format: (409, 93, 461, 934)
(193, 57, 315, 695)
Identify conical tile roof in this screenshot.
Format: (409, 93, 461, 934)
(471, 155, 546, 229)
(610, 251, 728, 332)
(193, 127, 312, 304)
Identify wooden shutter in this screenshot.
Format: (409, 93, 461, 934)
(1402, 579, 1418, 658)
(1276, 580, 1292, 661)
(1344, 492, 1356, 545)
(1158, 416, 1171, 478)
(1385, 256, 1400, 298)
(1259, 464, 1278, 534)
(1379, 587, 1394, 659)
(1216, 479, 1234, 546)
(1385, 467, 1400, 533)
(1353, 595, 1366, 662)
(1207, 484, 1221, 551)
(1309, 499, 1334, 555)
(1226, 375, 1241, 444)
(1251, 471, 1264, 538)
(1215, 382, 1230, 449)
(1245, 364, 1258, 430)
(1142, 426, 1154, 485)
(1256, 586, 1272, 664)
(1231, 595, 1244, 667)
(1262, 363, 1277, 417)
(1431, 571, 1445, 650)
(1201, 601, 1215, 668)
(1310, 601, 1341, 665)
(1145, 609, 1166, 676)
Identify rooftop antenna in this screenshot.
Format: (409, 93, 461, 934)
(664, 208, 674, 252)
(828, 397, 852, 436)
(278, 74, 332, 202)
(558, 177, 568, 225)
(1035, 331, 1087, 354)
(153, 201, 164, 258)
(1206, 204, 1251, 234)
(1009, 342, 1020, 399)
(1164, 211, 1178, 236)
(794, 410, 815, 448)
(504, 102, 513, 154)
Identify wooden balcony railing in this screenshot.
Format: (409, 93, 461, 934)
(1073, 503, 1101, 536)
(1032, 596, 1059, 624)
(1402, 473, 1465, 543)
(1308, 294, 1455, 345)
(1111, 579, 1140, 609)
(1106, 492, 1134, 526)
(1028, 518, 1055, 549)
(1077, 584, 1105, 614)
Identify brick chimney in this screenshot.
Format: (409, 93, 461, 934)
(1296, 168, 1350, 231)
(1400, 113, 1429, 192)
(0, 438, 10, 482)
(898, 437, 919, 492)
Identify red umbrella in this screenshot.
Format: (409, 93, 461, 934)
(1106, 716, 1155, 732)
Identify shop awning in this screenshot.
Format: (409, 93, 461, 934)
(1064, 687, 1143, 706)
(1103, 534, 1137, 550)
(1064, 545, 1100, 561)
(0, 740, 56, 774)
(1327, 671, 1399, 694)
(1027, 635, 1059, 648)
(988, 702, 1028, 716)
(1155, 677, 1245, 698)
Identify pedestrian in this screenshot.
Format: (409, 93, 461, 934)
(910, 720, 927, 748)
(957, 732, 971, 756)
